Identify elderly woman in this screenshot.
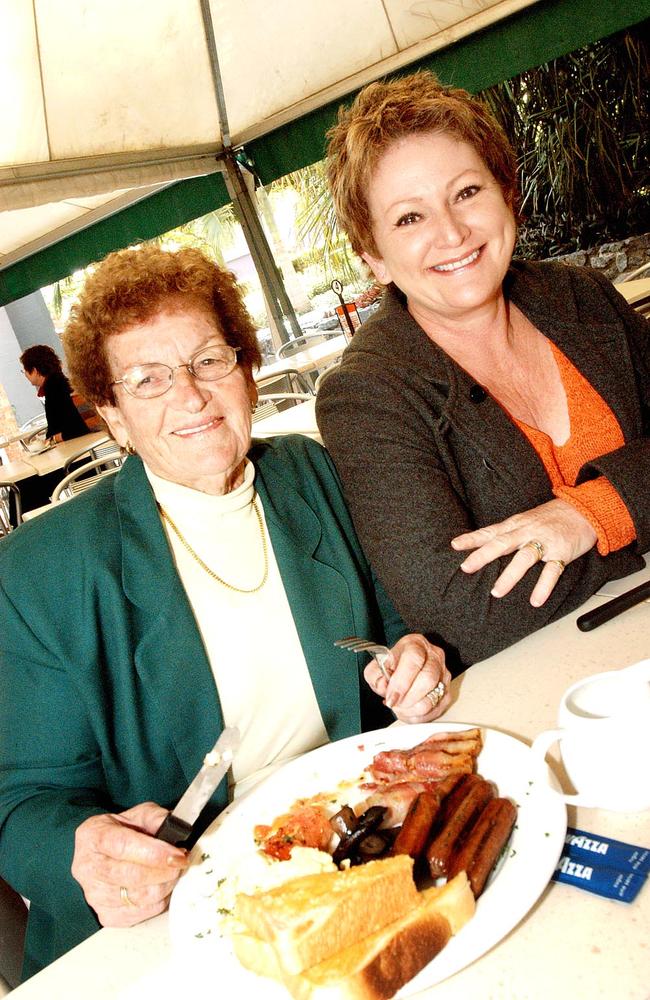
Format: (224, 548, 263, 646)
(316, 71, 649, 670)
(0, 245, 450, 980)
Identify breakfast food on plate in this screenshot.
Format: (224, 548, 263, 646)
(426, 775, 496, 878)
(225, 728, 516, 998)
(235, 856, 419, 975)
(233, 858, 475, 999)
(447, 797, 518, 897)
(252, 728, 515, 894)
(255, 802, 334, 861)
(357, 730, 483, 825)
(368, 728, 483, 780)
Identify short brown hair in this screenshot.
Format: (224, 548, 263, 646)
(63, 245, 262, 406)
(326, 70, 518, 256)
(20, 344, 63, 377)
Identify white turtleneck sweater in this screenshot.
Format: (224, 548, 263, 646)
(146, 461, 328, 798)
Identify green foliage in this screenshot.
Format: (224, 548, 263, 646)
(480, 26, 649, 258)
(269, 162, 361, 283)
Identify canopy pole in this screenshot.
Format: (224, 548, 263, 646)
(199, 0, 300, 347)
(219, 157, 303, 345)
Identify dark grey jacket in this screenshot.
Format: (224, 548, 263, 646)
(316, 261, 650, 669)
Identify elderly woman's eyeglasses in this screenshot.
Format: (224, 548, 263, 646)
(112, 345, 240, 399)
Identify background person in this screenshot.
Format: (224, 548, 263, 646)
(316, 70, 649, 669)
(0, 245, 450, 980)
(20, 344, 91, 442)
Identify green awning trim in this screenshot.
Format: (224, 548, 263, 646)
(249, 0, 650, 182)
(1, 0, 648, 306)
(0, 172, 229, 306)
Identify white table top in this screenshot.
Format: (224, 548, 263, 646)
(0, 457, 39, 485)
(616, 276, 650, 304)
(11, 559, 650, 999)
(0, 432, 107, 485)
(252, 398, 320, 441)
(256, 334, 349, 380)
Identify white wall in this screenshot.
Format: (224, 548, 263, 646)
(0, 292, 56, 425)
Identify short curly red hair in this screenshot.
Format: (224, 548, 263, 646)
(326, 70, 519, 257)
(63, 244, 262, 406)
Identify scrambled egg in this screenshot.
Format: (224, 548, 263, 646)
(213, 846, 337, 932)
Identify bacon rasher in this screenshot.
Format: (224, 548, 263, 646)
(369, 729, 483, 781)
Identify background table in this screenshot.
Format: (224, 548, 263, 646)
(252, 398, 320, 441)
(1, 432, 107, 522)
(256, 334, 349, 382)
(10, 559, 650, 999)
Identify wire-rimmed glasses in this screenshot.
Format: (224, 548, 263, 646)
(112, 345, 240, 399)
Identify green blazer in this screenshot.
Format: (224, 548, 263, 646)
(0, 435, 404, 979)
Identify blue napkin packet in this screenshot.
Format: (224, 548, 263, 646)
(552, 827, 648, 903)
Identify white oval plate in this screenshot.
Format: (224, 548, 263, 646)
(169, 722, 566, 996)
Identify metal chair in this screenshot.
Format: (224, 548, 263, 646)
(51, 455, 125, 502)
(313, 360, 342, 394)
(256, 369, 313, 395)
(253, 392, 313, 423)
(0, 876, 28, 990)
(18, 414, 47, 435)
(0, 484, 22, 535)
(64, 435, 123, 474)
(274, 331, 339, 362)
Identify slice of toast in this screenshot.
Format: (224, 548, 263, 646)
(234, 855, 418, 975)
(235, 872, 475, 1000)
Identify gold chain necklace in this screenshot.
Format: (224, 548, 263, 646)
(157, 497, 268, 594)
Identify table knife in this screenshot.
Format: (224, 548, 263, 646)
(576, 580, 650, 632)
(155, 726, 240, 844)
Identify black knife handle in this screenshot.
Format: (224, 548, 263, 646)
(577, 580, 650, 632)
(155, 812, 193, 845)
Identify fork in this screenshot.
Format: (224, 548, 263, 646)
(334, 636, 391, 681)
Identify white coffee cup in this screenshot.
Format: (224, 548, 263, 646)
(531, 659, 650, 812)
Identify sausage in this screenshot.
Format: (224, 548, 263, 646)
(425, 775, 495, 878)
(457, 798, 517, 897)
(431, 772, 465, 804)
(447, 797, 506, 886)
(390, 791, 440, 859)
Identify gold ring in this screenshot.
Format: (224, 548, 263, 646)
(545, 558, 566, 573)
(425, 682, 446, 708)
(120, 886, 136, 907)
(522, 539, 545, 562)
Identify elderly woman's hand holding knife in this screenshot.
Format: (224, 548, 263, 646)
(71, 805, 189, 927)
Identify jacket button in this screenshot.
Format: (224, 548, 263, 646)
(469, 384, 487, 403)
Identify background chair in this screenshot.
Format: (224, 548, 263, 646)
(0, 484, 22, 535)
(51, 455, 125, 502)
(18, 414, 47, 436)
(64, 435, 123, 474)
(0, 876, 28, 991)
(313, 361, 341, 394)
(274, 330, 339, 362)
(256, 369, 313, 395)
(253, 392, 313, 423)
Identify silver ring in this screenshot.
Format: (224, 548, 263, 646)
(425, 681, 446, 708)
(120, 886, 136, 907)
(522, 539, 545, 562)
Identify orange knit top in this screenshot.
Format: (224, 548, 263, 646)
(512, 341, 635, 555)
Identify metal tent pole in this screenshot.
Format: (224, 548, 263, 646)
(199, 0, 300, 346)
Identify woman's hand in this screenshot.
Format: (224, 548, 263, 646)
(71, 802, 189, 927)
(451, 498, 598, 607)
(364, 634, 452, 723)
